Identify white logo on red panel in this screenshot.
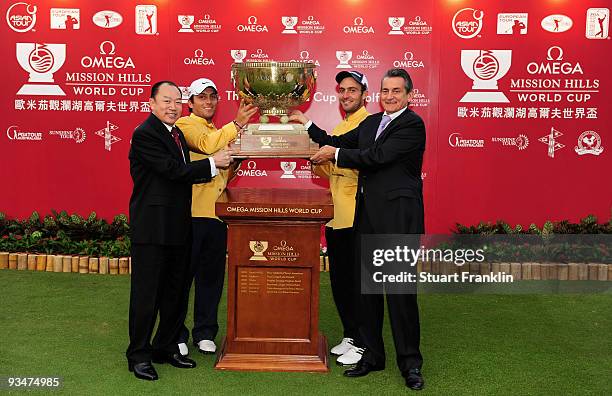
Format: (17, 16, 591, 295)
(295, 15, 325, 34)
(230, 50, 247, 63)
(388, 17, 405, 35)
(178, 15, 194, 32)
(393, 51, 425, 69)
(452, 8, 483, 39)
(538, 127, 564, 158)
(352, 50, 380, 70)
(290, 50, 320, 66)
(541, 14, 572, 33)
(6, 125, 43, 140)
(410, 89, 430, 108)
(178, 13, 221, 33)
(249, 48, 270, 62)
(491, 134, 529, 150)
(448, 133, 484, 148)
(50, 8, 79, 30)
(336, 51, 352, 69)
(280, 161, 296, 178)
(135, 5, 157, 35)
(237, 15, 268, 32)
(95, 121, 120, 151)
(575, 131, 603, 156)
(497, 13, 527, 35)
(343, 17, 374, 34)
(93, 10, 122, 28)
(16, 43, 66, 96)
(49, 127, 86, 143)
(460, 50, 512, 103)
(6, 2, 37, 32)
(184, 49, 215, 66)
(281, 16, 298, 34)
(406, 16, 432, 35)
(236, 160, 268, 177)
(586, 8, 609, 39)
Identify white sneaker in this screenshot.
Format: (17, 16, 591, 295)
(178, 342, 189, 356)
(336, 346, 364, 366)
(197, 339, 217, 354)
(330, 337, 354, 356)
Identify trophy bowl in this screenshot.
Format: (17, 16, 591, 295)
(231, 61, 316, 120)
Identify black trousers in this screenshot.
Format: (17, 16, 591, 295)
(178, 218, 227, 344)
(354, 198, 423, 373)
(126, 243, 189, 363)
(326, 226, 360, 340)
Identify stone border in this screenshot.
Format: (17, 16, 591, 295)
(1, 252, 609, 280)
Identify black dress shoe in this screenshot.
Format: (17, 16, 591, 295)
(404, 368, 425, 390)
(153, 353, 197, 369)
(343, 361, 384, 377)
(128, 361, 158, 381)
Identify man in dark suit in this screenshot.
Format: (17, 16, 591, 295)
(290, 68, 426, 390)
(126, 81, 232, 381)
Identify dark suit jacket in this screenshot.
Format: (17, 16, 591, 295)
(129, 113, 212, 245)
(308, 108, 425, 233)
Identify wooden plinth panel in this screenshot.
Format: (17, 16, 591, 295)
(216, 220, 328, 372)
(215, 335, 329, 373)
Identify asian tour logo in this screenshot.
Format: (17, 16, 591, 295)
(460, 50, 512, 103)
(453, 8, 483, 39)
(6, 2, 37, 32)
(16, 42, 66, 96)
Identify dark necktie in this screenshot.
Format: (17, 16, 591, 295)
(375, 114, 392, 140)
(171, 126, 186, 162)
(171, 126, 183, 151)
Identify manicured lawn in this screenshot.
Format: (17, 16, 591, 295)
(0, 270, 610, 395)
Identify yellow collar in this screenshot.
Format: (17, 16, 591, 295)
(189, 112, 215, 129)
(344, 106, 368, 122)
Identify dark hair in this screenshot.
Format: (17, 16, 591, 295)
(381, 68, 413, 93)
(150, 80, 181, 99)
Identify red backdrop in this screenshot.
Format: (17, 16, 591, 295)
(1, 0, 610, 233)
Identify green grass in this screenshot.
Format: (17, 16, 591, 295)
(0, 270, 611, 395)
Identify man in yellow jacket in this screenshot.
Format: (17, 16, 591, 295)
(305, 71, 370, 365)
(176, 78, 257, 356)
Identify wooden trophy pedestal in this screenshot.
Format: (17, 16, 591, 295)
(215, 188, 333, 373)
